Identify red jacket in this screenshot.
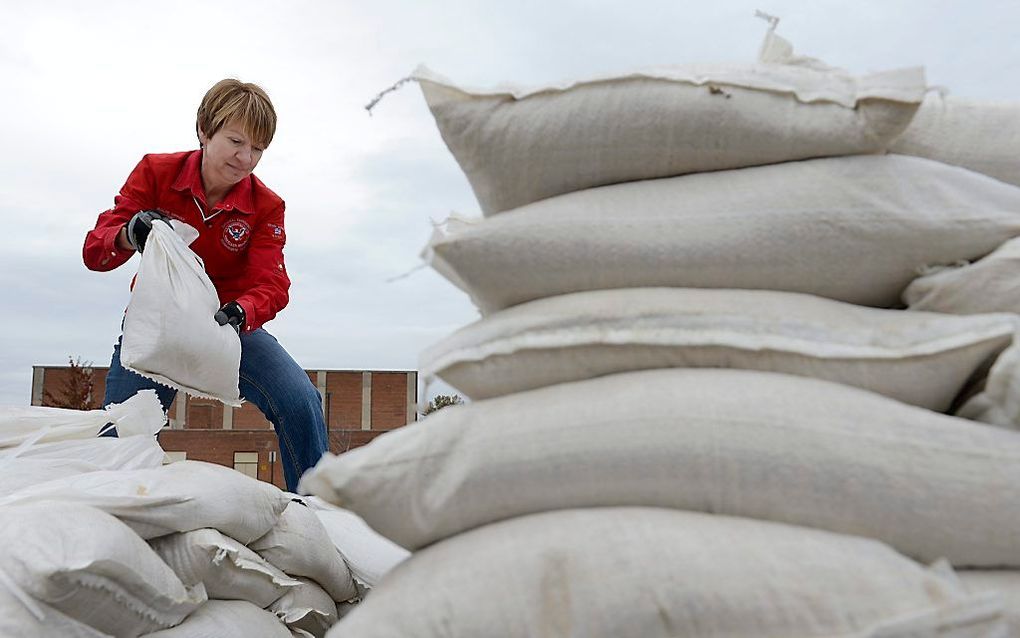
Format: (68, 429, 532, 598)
(83, 150, 290, 332)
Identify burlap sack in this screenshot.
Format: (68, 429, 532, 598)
(891, 92, 1020, 188)
(415, 28, 923, 214)
(301, 368, 1020, 566)
(330, 508, 1004, 638)
(421, 287, 1018, 415)
(425, 155, 1020, 314)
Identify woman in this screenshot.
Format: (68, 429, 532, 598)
(83, 79, 328, 491)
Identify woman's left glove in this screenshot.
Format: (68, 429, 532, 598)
(214, 301, 246, 333)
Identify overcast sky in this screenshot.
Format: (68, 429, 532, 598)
(1, 0, 1018, 406)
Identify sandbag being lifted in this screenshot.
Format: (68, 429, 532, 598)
(121, 220, 241, 406)
(425, 155, 1020, 314)
(414, 28, 924, 214)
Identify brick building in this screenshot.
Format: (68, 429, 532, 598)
(32, 364, 417, 489)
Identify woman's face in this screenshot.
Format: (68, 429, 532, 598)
(199, 121, 265, 192)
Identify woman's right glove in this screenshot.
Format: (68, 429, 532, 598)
(124, 210, 169, 253)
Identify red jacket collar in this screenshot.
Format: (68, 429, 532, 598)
(171, 150, 255, 214)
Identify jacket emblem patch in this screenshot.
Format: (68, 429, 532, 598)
(221, 219, 251, 252)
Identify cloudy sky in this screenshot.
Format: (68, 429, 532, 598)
(1, 0, 1018, 405)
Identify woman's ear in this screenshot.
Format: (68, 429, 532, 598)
(197, 126, 209, 149)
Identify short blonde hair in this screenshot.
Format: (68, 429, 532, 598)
(196, 79, 276, 149)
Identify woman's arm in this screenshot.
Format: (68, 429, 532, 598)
(83, 156, 158, 271)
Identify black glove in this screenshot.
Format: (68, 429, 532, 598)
(214, 301, 246, 333)
(124, 210, 170, 253)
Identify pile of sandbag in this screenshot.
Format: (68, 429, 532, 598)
(300, 21, 1020, 637)
(0, 397, 371, 637)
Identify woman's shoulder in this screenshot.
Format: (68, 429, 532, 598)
(249, 173, 284, 211)
(135, 150, 196, 175)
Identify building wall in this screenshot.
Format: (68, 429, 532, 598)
(32, 364, 418, 488)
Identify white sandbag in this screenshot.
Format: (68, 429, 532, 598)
(302, 497, 408, 588)
(0, 389, 164, 448)
(0, 460, 290, 542)
(960, 572, 1020, 636)
(905, 236, 1020, 316)
(268, 578, 338, 638)
(141, 600, 292, 638)
(422, 287, 1018, 413)
(12, 433, 167, 470)
(890, 92, 1020, 188)
(0, 434, 170, 497)
(414, 26, 923, 215)
(332, 508, 1004, 638)
(121, 220, 241, 406)
(0, 587, 114, 637)
(0, 503, 205, 637)
(249, 500, 358, 602)
(301, 368, 1020, 566)
(149, 529, 299, 608)
(0, 458, 105, 497)
(425, 155, 1020, 314)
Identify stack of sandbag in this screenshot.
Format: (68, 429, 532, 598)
(0, 442, 348, 636)
(299, 24, 1020, 637)
(0, 402, 362, 636)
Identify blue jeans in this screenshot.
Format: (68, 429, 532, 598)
(103, 328, 328, 492)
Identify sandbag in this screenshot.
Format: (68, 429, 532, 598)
(140, 600, 292, 638)
(905, 236, 1020, 317)
(960, 572, 1020, 636)
(0, 458, 106, 498)
(0, 503, 205, 637)
(0, 389, 164, 448)
(414, 26, 923, 214)
(0, 434, 169, 497)
(331, 508, 1004, 638)
(0, 586, 115, 637)
(301, 368, 1020, 565)
(121, 220, 241, 405)
(268, 578, 338, 638)
(425, 155, 1020, 314)
(12, 432, 167, 469)
(422, 287, 1018, 415)
(0, 460, 290, 543)
(149, 529, 299, 608)
(302, 497, 408, 588)
(890, 92, 1020, 188)
(249, 500, 358, 602)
